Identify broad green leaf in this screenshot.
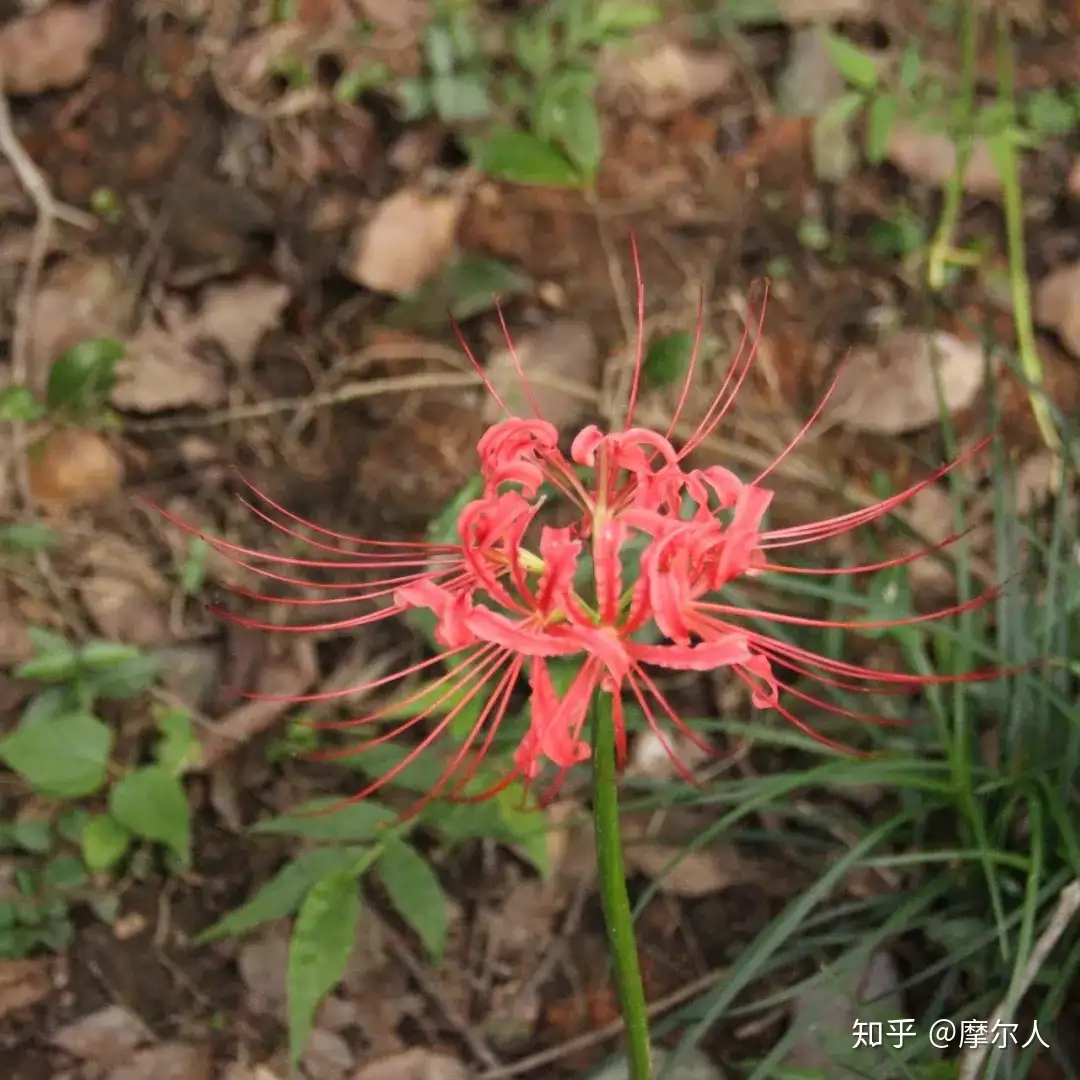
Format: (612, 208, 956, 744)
(594, 0, 660, 35)
(443, 257, 531, 321)
(287, 871, 360, 1071)
(865, 93, 898, 163)
(12, 820, 52, 854)
(430, 72, 492, 122)
(15, 648, 80, 682)
(84, 652, 161, 701)
(377, 838, 449, 960)
(339, 740, 450, 793)
(154, 707, 202, 775)
(0, 523, 58, 554)
(44, 856, 88, 891)
(822, 32, 879, 91)
(471, 128, 582, 188)
(546, 83, 603, 178)
(0, 385, 44, 422)
(0, 712, 112, 798)
(79, 641, 143, 669)
(45, 339, 123, 416)
(197, 846, 368, 943)
(512, 21, 554, 78)
(252, 798, 396, 842)
(643, 331, 696, 389)
(81, 814, 133, 871)
(19, 688, 77, 728)
(109, 766, 191, 865)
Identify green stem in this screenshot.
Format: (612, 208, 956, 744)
(591, 694, 652, 1080)
(926, 0, 978, 290)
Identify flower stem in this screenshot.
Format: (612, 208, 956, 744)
(591, 694, 652, 1080)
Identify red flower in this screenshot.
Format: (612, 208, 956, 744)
(154, 243, 1005, 809)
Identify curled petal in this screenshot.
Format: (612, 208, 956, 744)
(395, 579, 478, 649)
(477, 418, 559, 496)
(630, 633, 752, 671)
(515, 659, 594, 778)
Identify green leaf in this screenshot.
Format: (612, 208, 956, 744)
(79, 641, 143, 670)
(822, 32, 879, 91)
(14, 646, 80, 682)
(154, 707, 202, 775)
(287, 871, 360, 1072)
(81, 814, 133, 871)
(512, 21, 554, 78)
(44, 856, 88, 891)
(0, 712, 112, 798)
(444, 257, 532, 321)
(252, 798, 396, 842)
(898, 43, 921, 93)
(865, 93, 898, 164)
(643, 331, 696, 389)
(84, 652, 160, 700)
(594, 0, 661, 35)
(45, 339, 123, 416)
(471, 128, 582, 188)
(377, 838, 449, 960)
(553, 90, 603, 179)
(109, 766, 191, 865)
(12, 820, 52, 854)
(0, 385, 44, 422)
(197, 846, 368, 942)
(430, 72, 492, 122)
(339, 740, 450, 793)
(0, 523, 59, 554)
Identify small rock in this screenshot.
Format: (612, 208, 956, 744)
(350, 1049, 469, 1080)
(108, 1043, 212, 1080)
(238, 928, 289, 1019)
(885, 126, 1001, 198)
(1035, 260, 1080, 359)
(0, 957, 51, 1021)
(27, 429, 125, 510)
(0, 1, 109, 95)
(52, 1005, 151, 1067)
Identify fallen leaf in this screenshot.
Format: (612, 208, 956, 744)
(112, 279, 287, 414)
(825, 329, 988, 435)
(899, 484, 960, 599)
(26, 257, 133, 381)
(773, 0, 872, 20)
(482, 319, 599, 429)
(193, 278, 291, 365)
(885, 125, 1002, 197)
(78, 534, 171, 648)
(0, 598, 34, 666)
(628, 730, 711, 780)
(107, 1042, 213, 1080)
(27, 428, 125, 510)
(0, 957, 51, 1020)
(624, 839, 748, 898)
(600, 38, 735, 121)
(0, 1, 109, 94)
(350, 1049, 469, 1080)
(345, 188, 466, 296)
(1067, 157, 1080, 201)
(1034, 260, 1080, 359)
(781, 951, 902, 1078)
(303, 1029, 354, 1080)
(1010, 450, 1064, 516)
(52, 1005, 151, 1067)
(238, 925, 290, 1019)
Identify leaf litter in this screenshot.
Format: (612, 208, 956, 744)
(1, 1, 1078, 1078)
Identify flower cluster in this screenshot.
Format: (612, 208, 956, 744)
(156, 258, 1001, 808)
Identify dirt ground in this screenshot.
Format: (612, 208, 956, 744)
(1, 2, 1079, 1080)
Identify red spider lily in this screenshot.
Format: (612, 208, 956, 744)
(152, 241, 1007, 812)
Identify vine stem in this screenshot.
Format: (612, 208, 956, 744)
(591, 693, 652, 1080)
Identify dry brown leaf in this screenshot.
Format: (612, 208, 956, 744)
(483, 319, 599, 429)
(885, 126, 1001, 197)
(624, 838, 748, 898)
(52, 1005, 151, 1067)
(600, 38, 735, 120)
(0, 597, 34, 666)
(114, 280, 288, 413)
(898, 485, 959, 599)
(107, 1042, 213, 1080)
(194, 279, 291, 367)
(27, 428, 124, 510)
(27, 257, 134, 380)
(1067, 158, 1080, 201)
(0, 1, 109, 94)
(78, 534, 171, 649)
(350, 1049, 469, 1080)
(1034, 260, 1080, 359)
(825, 329, 988, 435)
(303, 1030, 354, 1080)
(628, 730, 710, 780)
(0, 956, 51, 1020)
(345, 188, 466, 296)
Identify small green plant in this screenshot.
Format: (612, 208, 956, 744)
(820, 15, 1063, 451)
(0, 338, 123, 430)
(0, 631, 199, 957)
